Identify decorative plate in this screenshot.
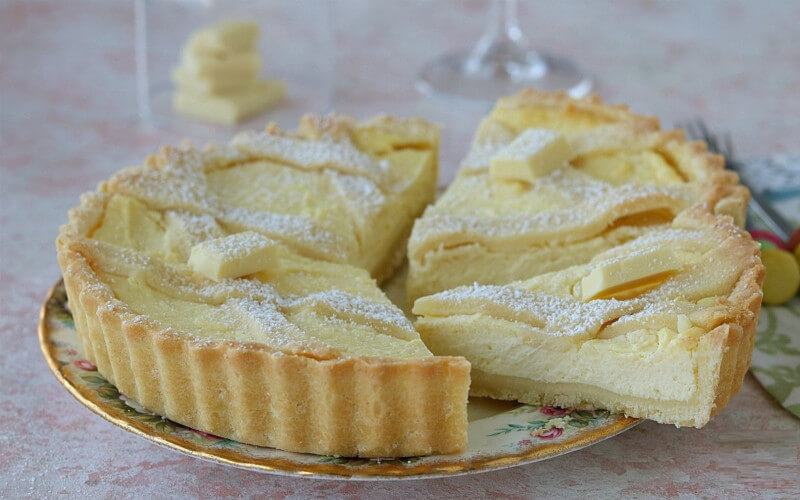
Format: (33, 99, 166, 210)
(39, 280, 639, 479)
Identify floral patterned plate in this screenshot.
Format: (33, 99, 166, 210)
(39, 280, 640, 479)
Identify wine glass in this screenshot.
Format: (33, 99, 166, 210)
(417, 0, 592, 102)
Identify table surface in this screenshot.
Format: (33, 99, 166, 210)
(1, 0, 799, 497)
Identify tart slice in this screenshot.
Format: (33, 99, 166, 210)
(414, 207, 763, 427)
(407, 89, 749, 301)
(105, 113, 440, 282)
(56, 115, 469, 458)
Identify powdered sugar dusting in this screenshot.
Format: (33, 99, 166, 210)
(193, 231, 275, 260)
(83, 233, 417, 355)
(328, 171, 387, 217)
(417, 210, 753, 342)
(218, 206, 351, 262)
(287, 289, 415, 338)
(460, 141, 508, 172)
(232, 132, 388, 188)
(411, 166, 693, 248)
(222, 298, 332, 354)
(422, 283, 639, 338)
(164, 211, 225, 244)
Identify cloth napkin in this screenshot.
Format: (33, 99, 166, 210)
(738, 155, 800, 418)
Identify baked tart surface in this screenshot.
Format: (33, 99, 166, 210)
(407, 89, 761, 427)
(57, 115, 470, 457)
(407, 89, 749, 301)
(414, 207, 763, 427)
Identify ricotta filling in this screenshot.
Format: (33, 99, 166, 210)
(87, 193, 432, 360)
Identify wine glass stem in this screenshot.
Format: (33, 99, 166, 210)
(415, 0, 592, 99)
(466, 0, 543, 75)
(475, 0, 520, 51)
(493, 0, 521, 44)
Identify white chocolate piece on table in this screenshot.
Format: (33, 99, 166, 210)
(185, 20, 260, 55)
(173, 79, 286, 125)
(581, 247, 680, 301)
(172, 66, 251, 95)
(177, 50, 262, 82)
(188, 231, 282, 280)
(489, 128, 573, 183)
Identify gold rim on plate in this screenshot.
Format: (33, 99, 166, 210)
(39, 279, 640, 479)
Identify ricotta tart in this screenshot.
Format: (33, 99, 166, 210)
(406, 89, 749, 302)
(57, 114, 470, 457)
(414, 207, 763, 427)
(408, 89, 762, 427)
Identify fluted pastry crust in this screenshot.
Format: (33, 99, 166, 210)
(414, 207, 763, 427)
(57, 114, 470, 458)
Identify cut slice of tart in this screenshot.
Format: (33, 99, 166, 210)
(407, 89, 749, 302)
(104, 113, 440, 282)
(56, 115, 469, 458)
(413, 207, 763, 427)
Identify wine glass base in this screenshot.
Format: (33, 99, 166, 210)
(417, 50, 593, 103)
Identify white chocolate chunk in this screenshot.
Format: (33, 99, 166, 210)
(581, 247, 680, 301)
(489, 128, 573, 183)
(173, 79, 286, 125)
(177, 50, 262, 82)
(676, 314, 693, 334)
(188, 231, 281, 280)
(163, 211, 226, 261)
(173, 21, 286, 125)
(696, 296, 718, 307)
(172, 66, 250, 95)
(185, 20, 260, 55)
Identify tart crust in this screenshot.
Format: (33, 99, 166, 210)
(463, 249, 761, 427)
(57, 115, 470, 458)
(413, 207, 763, 427)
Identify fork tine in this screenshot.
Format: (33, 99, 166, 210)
(693, 121, 708, 146)
(695, 119, 710, 145)
(683, 119, 793, 239)
(723, 133, 735, 161)
(696, 119, 711, 139)
(680, 120, 698, 141)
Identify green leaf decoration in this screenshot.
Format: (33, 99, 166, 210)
(750, 364, 800, 402)
(80, 375, 109, 385)
(755, 308, 800, 356)
(97, 387, 120, 399)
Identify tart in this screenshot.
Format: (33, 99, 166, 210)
(406, 89, 749, 302)
(407, 89, 762, 427)
(57, 114, 470, 457)
(56, 90, 763, 457)
(414, 207, 763, 427)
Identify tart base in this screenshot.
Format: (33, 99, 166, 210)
(412, 209, 763, 428)
(467, 312, 754, 428)
(59, 246, 470, 458)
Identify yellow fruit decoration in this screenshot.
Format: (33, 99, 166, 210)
(794, 244, 800, 267)
(761, 247, 800, 305)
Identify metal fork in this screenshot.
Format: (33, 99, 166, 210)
(680, 119, 794, 242)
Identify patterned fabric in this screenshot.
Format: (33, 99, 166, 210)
(741, 155, 800, 418)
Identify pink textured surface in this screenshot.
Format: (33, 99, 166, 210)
(1, 0, 799, 496)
